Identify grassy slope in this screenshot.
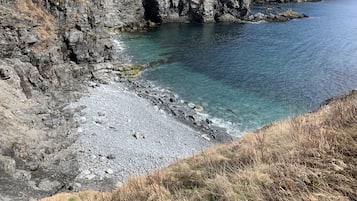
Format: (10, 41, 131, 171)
(43, 91, 357, 201)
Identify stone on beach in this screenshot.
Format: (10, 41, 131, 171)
(98, 112, 106, 116)
(105, 169, 114, 175)
(86, 174, 96, 180)
(133, 132, 145, 139)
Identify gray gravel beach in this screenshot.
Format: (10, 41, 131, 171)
(68, 82, 213, 190)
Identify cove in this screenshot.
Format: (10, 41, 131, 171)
(117, 0, 357, 135)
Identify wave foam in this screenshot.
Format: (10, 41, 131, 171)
(112, 36, 133, 63)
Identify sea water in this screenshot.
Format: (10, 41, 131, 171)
(116, 0, 357, 135)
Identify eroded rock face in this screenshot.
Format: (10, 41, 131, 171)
(42, 0, 117, 63)
(0, 58, 90, 200)
(143, 0, 251, 23)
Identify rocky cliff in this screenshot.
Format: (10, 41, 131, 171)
(0, 1, 115, 200)
(143, 0, 250, 23)
(44, 0, 251, 31)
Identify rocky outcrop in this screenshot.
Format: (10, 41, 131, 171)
(0, 58, 85, 200)
(247, 8, 307, 22)
(0, 1, 111, 199)
(41, 0, 116, 64)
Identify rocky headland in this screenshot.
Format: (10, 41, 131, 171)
(0, 0, 311, 200)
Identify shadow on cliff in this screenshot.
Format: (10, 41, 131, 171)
(142, 0, 162, 23)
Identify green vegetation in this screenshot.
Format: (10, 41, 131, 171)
(68, 197, 77, 201)
(120, 65, 145, 78)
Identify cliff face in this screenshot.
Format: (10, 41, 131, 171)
(143, 0, 250, 23)
(43, 0, 251, 33)
(0, 1, 113, 199)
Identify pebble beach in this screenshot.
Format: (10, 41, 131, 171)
(68, 82, 213, 190)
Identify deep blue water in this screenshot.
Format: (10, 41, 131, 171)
(117, 0, 357, 135)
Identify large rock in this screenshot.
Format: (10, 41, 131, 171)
(248, 7, 307, 22)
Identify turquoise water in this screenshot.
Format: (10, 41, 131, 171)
(117, 0, 357, 134)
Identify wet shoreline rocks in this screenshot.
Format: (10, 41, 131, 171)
(87, 62, 234, 143)
(85, 61, 235, 143)
(248, 8, 308, 22)
(120, 77, 234, 143)
(215, 8, 308, 23)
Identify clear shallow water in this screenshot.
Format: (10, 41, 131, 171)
(117, 0, 357, 135)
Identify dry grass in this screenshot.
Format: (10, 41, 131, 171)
(41, 191, 112, 201)
(11, 0, 91, 52)
(13, 0, 57, 51)
(43, 91, 357, 201)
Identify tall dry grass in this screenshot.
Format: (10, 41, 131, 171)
(13, 0, 57, 51)
(43, 91, 357, 201)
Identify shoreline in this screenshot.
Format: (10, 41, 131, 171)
(67, 81, 217, 191)
(57, 32, 238, 191)
(120, 77, 236, 142)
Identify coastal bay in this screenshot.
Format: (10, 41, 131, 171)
(0, 0, 356, 200)
(119, 0, 357, 134)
